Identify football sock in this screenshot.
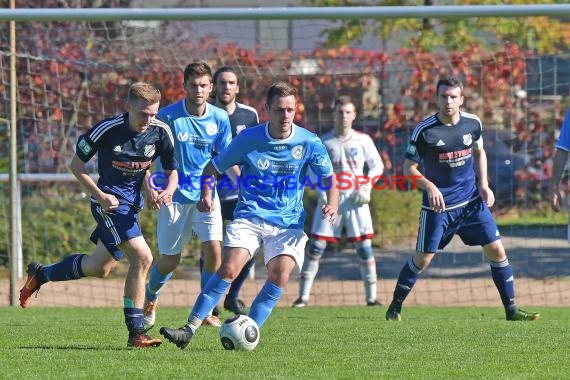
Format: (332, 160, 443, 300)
(490, 259, 516, 310)
(357, 241, 377, 303)
(298, 240, 326, 301)
(188, 273, 230, 332)
(249, 280, 283, 328)
(123, 297, 144, 334)
(391, 257, 423, 311)
(227, 257, 255, 300)
(146, 264, 173, 302)
(42, 253, 86, 282)
(201, 268, 214, 290)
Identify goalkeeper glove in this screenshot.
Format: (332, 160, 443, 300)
(351, 185, 371, 206)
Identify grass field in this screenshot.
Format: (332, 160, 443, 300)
(2, 306, 569, 379)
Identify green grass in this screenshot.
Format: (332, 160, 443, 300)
(2, 306, 569, 379)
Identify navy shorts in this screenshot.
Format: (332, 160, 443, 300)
(415, 198, 500, 253)
(90, 201, 143, 261)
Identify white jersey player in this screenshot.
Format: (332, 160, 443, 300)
(293, 95, 384, 307)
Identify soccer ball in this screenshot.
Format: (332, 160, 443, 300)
(219, 314, 260, 351)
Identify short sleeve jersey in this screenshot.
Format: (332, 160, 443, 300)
(405, 111, 483, 209)
(157, 100, 232, 203)
(212, 123, 333, 229)
(75, 113, 177, 209)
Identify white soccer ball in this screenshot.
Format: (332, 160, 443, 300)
(219, 314, 260, 351)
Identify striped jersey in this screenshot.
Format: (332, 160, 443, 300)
(405, 111, 483, 209)
(75, 112, 177, 209)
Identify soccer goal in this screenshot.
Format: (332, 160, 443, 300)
(1, 2, 569, 308)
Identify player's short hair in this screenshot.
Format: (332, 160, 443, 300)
(333, 95, 355, 109)
(436, 76, 464, 95)
(126, 82, 161, 104)
(184, 61, 213, 84)
(266, 81, 297, 105)
(213, 66, 240, 85)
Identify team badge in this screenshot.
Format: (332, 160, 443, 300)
(291, 145, 305, 160)
(257, 158, 270, 170)
(349, 147, 358, 157)
(113, 145, 122, 152)
(144, 144, 156, 158)
(78, 137, 92, 155)
(206, 123, 218, 136)
(406, 144, 416, 155)
(463, 134, 472, 146)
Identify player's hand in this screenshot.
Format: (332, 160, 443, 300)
(197, 197, 215, 213)
(145, 186, 161, 210)
(426, 183, 445, 212)
(477, 184, 495, 208)
(156, 189, 174, 207)
(100, 193, 119, 212)
(351, 185, 371, 206)
(550, 185, 564, 212)
(321, 203, 338, 225)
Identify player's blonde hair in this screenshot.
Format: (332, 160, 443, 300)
(126, 81, 161, 104)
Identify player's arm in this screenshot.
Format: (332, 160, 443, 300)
(472, 137, 495, 208)
(70, 154, 118, 211)
(550, 148, 568, 212)
(321, 174, 339, 224)
(404, 158, 445, 212)
(197, 161, 219, 212)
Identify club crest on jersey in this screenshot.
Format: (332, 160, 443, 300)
(113, 145, 122, 152)
(406, 144, 416, 155)
(144, 144, 156, 158)
(257, 158, 270, 170)
(291, 145, 305, 160)
(463, 134, 472, 146)
(206, 123, 218, 136)
(177, 132, 189, 142)
(349, 147, 358, 157)
(78, 137, 92, 155)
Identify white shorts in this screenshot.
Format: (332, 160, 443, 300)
(224, 217, 308, 271)
(157, 200, 223, 255)
(310, 196, 374, 243)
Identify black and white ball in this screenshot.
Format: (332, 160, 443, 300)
(219, 314, 260, 351)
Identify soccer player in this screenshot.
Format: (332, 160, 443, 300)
(211, 66, 260, 315)
(293, 95, 384, 308)
(143, 61, 233, 330)
(159, 81, 339, 349)
(19, 82, 178, 348)
(385, 76, 539, 322)
(549, 107, 570, 214)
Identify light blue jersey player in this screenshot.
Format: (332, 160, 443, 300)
(159, 82, 340, 349)
(144, 61, 233, 330)
(385, 76, 539, 322)
(550, 107, 570, 233)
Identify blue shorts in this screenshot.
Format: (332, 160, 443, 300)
(415, 198, 500, 253)
(89, 201, 142, 261)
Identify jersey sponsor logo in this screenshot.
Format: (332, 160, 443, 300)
(78, 137, 92, 155)
(235, 124, 246, 135)
(257, 158, 270, 170)
(291, 145, 305, 160)
(113, 145, 122, 152)
(406, 144, 416, 155)
(112, 160, 151, 174)
(177, 132, 189, 142)
(463, 134, 472, 146)
(144, 144, 156, 158)
(436, 139, 446, 146)
(205, 122, 218, 136)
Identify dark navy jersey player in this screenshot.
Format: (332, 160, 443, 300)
(385, 76, 539, 322)
(19, 82, 179, 349)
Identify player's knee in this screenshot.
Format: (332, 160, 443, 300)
(158, 254, 181, 272)
(355, 239, 374, 260)
(307, 239, 326, 260)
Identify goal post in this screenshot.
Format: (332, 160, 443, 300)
(1, 4, 570, 308)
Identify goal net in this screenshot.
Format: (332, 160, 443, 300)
(1, 2, 569, 308)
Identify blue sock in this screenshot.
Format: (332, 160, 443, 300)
(42, 254, 86, 282)
(391, 257, 422, 311)
(190, 273, 230, 322)
(146, 264, 173, 302)
(227, 258, 255, 300)
(124, 306, 144, 335)
(201, 268, 214, 290)
(248, 281, 283, 328)
(490, 259, 516, 311)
